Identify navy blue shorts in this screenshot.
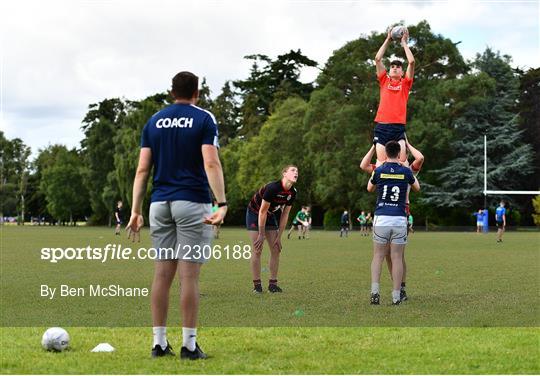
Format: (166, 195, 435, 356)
(246, 209, 279, 231)
(373, 123, 406, 146)
(496, 220, 504, 227)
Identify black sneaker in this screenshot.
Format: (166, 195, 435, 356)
(151, 342, 175, 358)
(287, 233, 291, 239)
(370, 293, 380, 305)
(180, 343, 207, 360)
(253, 284, 263, 294)
(268, 284, 283, 293)
(392, 299, 401, 305)
(400, 289, 408, 302)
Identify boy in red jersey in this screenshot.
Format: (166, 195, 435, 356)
(373, 26, 415, 164)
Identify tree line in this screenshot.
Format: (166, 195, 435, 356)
(1, 21, 538, 227)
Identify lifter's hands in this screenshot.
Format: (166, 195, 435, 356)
(386, 26, 392, 40)
(401, 28, 410, 47)
(126, 212, 144, 242)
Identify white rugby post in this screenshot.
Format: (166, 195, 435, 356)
(483, 135, 540, 196)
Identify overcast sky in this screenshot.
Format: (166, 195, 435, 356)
(1, 0, 538, 156)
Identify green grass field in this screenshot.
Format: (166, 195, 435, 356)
(1, 226, 539, 373)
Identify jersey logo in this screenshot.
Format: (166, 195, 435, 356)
(387, 83, 402, 91)
(287, 194, 292, 201)
(156, 117, 193, 128)
(380, 173, 405, 179)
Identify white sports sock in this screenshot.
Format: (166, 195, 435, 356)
(182, 327, 197, 351)
(392, 289, 401, 303)
(371, 283, 380, 294)
(152, 326, 167, 350)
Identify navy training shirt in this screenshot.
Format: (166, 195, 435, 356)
(371, 162, 416, 217)
(141, 103, 219, 203)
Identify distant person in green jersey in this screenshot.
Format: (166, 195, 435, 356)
(357, 211, 368, 236)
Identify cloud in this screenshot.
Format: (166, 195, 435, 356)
(1, 0, 538, 156)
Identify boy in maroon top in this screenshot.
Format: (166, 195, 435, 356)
(246, 165, 298, 293)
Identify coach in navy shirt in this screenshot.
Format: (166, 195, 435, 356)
(126, 71, 227, 360)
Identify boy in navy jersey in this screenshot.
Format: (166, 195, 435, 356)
(126, 71, 227, 360)
(367, 141, 420, 305)
(247, 165, 298, 293)
(360, 140, 423, 301)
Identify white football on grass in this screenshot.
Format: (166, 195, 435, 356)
(42, 327, 70, 351)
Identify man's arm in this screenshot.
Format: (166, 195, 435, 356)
(278, 206, 292, 236)
(410, 176, 420, 192)
(503, 213, 506, 227)
(360, 145, 376, 173)
(202, 145, 227, 224)
(126, 148, 152, 239)
(401, 29, 415, 79)
(406, 141, 424, 172)
(375, 28, 392, 76)
(258, 200, 270, 235)
(367, 170, 377, 192)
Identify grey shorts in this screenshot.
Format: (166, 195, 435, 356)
(372, 215, 408, 245)
(149, 201, 213, 263)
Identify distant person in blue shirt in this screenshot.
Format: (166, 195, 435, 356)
(367, 140, 420, 305)
(125, 71, 227, 360)
(495, 201, 506, 243)
(473, 209, 484, 233)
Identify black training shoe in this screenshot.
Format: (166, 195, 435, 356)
(180, 343, 207, 360)
(253, 284, 263, 294)
(151, 342, 175, 358)
(287, 233, 291, 239)
(392, 299, 401, 306)
(400, 289, 408, 302)
(268, 284, 283, 293)
(370, 293, 380, 305)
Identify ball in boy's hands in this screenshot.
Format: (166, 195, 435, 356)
(391, 26, 406, 41)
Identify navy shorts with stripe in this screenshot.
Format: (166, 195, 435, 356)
(373, 123, 406, 146)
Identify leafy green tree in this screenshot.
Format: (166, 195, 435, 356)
(518, 68, 540, 185)
(26, 145, 67, 222)
(197, 77, 213, 109)
(0, 131, 17, 219)
(219, 138, 246, 224)
(0, 132, 31, 223)
(40, 147, 90, 224)
(234, 50, 317, 138)
(422, 49, 534, 212)
(81, 98, 128, 223)
(532, 195, 540, 226)
(304, 85, 374, 215)
(211, 81, 240, 146)
(236, 97, 312, 202)
(113, 94, 167, 220)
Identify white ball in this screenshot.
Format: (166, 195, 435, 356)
(391, 26, 406, 40)
(41, 327, 70, 351)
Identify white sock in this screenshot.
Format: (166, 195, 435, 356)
(371, 283, 380, 294)
(152, 326, 167, 350)
(392, 289, 401, 303)
(182, 327, 197, 351)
